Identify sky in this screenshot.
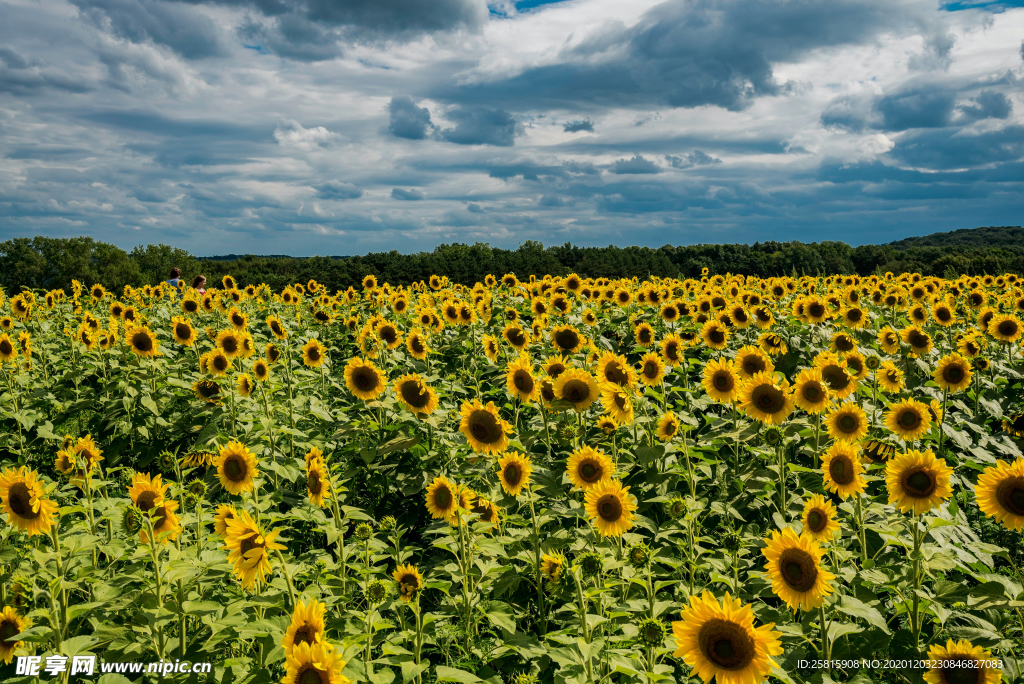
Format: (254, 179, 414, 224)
(1, 0, 1023, 256)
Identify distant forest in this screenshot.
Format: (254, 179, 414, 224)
(1, 226, 1022, 294)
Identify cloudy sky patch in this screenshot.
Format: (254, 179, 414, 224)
(0, 0, 1022, 254)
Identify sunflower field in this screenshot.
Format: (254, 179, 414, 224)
(0, 270, 1023, 684)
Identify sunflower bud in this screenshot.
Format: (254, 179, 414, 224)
(379, 516, 397, 532)
(187, 479, 207, 499)
(666, 497, 686, 518)
(627, 542, 652, 568)
(366, 579, 388, 604)
(560, 424, 578, 440)
(864, 354, 881, 370)
(763, 426, 784, 447)
(116, 468, 135, 490)
(577, 551, 603, 579)
(355, 522, 374, 540)
(123, 505, 143, 535)
(159, 451, 176, 471)
(512, 672, 538, 684)
(636, 617, 668, 648)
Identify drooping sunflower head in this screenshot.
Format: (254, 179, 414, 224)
(192, 379, 222, 404)
(884, 399, 932, 441)
(540, 552, 567, 585)
(821, 442, 865, 500)
(344, 357, 386, 401)
(702, 358, 740, 404)
(671, 591, 782, 684)
(497, 451, 532, 497)
(566, 446, 614, 491)
(761, 527, 835, 611)
(975, 458, 1024, 531)
(933, 353, 972, 393)
(801, 494, 840, 542)
(214, 440, 259, 496)
(584, 479, 637, 537)
(740, 371, 794, 425)
(213, 504, 237, 538)
(459, 400, 511, 454)
(886, 449, 953, 515)
(393, 563, 423, 602)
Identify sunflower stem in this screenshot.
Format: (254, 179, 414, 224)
(274, 549, 297, 611)
(527, 486, 547, 635)
(910, 513, 923, 651)
(855, 494, 868, 566)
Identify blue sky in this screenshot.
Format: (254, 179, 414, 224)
(0, 0, 1022, 255)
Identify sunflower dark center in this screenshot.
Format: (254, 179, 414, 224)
(803, 384, 822, 402)
(468, 410, 501, 443)
(175, 323, 191, 339)
(433, 487, 452, 510)
(307, 346, 321, 361)
(944, 365, 965, 383)
(224, 457, 245, 481)
(713, 373, 733, 391)
(664, 342, 680, 361)
(271, 322, 283, 335)
(307, 472, 322, 495)
(508, 329, 526, 346)
(0, 619, 20, 646)
(829, 457, 852, 485)
(400, 381, 431, 408)
(709, 330, 725, 345)
(698, 618, 755, 671)
(899, 409, 921, 429)
(513, 370, 534, 392)
(8, 482, 37, 518)
(939, 657, 983, 684)
(548, 363, 565, 378)
(808, 304, 825, 318)
(743, 357, 765, 375)
(0, 340, 12, 356)
(847, 309, 862, 321)
(807, 510, 825, 532)
(296, 665, 327, 684)
(937, 308, 951, 322)
(563, 379, 590, 403)
(579, 461, 601, 482)
(753, 385, 784, 412)
(998, 320, 1018, 336)
(597, 495, 623, 522)
(779, 548, 818, 592)
(503, 464, 522, 487)
(996, 476, 1024, 516)
(908, 331, 929, 348)
(835, 337, 854, 351)
(604, 362, 627, 385)
(222, 337, 239, 354)
(839, 415, 858, 432)
(132, 332, 153, 352)
(821, 365, 850, 391)
(411, 337, 425, 353)
(903, 469, 936, 497)
(353, 367, 379, 391)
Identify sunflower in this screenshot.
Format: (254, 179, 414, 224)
(901, 325, 933, 357)
(550, 324, 584, 354)
(306, 459, 331, 508)
(656, 412, 680, 441)
(585, 479, 637, 537)
(672, 591, 783, 684)
(567, 446, 615, 491)
(543, 355, 569, 379)
(821, 442, 866, 500)
(214, 440, 259, 495)
(638, 352, 665, 386)
(734, 345, 774, 380)
(0, 606, 29, 664)
(660, 334, 685, 365)
(553, 368, 600, 412)
(877, 360, 905, 393)
(975, 458, 1024, 531)
(540, 552, 566, 585)
(192, 379, 222, 403)
(502, 323, 531, 351)
(877, 327, 901, 355)
(634, 322, 655, 347)
(506, 356, 540, 403)
(923, 639, 1002, 684)
(702, 358, 741, 404)
(236, 373, 253, 398)
(497, 452, 532, 496)
(471, 496, 501, 529)
(214, 504, 237, 538)
(701, 320, 729, 350)
(958, 334, 985, 358)
(344, 357, 387, 401)
(801, 494, 840, 542)
(814, 352, 856, 400)
(761, 528, 835, 611)
(933, 353, 972, 393)
(216, 328, 242, 358)
(600, 383, 635, 425)
(459, 400, 511, 454)
(253, 358, 270, 382)
(127, 326, 160, 358)
(140, 498, 182, 545)
(393, 563, 423, 602)
(266, 315, 288, 340)
(425, 475, 459, 522)
(222, 509, 285, 590)
(392, 373, 438, 417)
(595, 351, 637, 388)
(825, 402, 869, 443)
(301, 338, 327, 368)
(170, 317, 196, 346)
(886, 449, 953, 514)
(70, 435, 104, 476)
(740, 372, 794, 425)
(884, 399, 932, 441)
(0, 467, 59, 536)
(791, 368, 830, 414)
(988, 312, 1022, 343)
(406, 329, 429, 360)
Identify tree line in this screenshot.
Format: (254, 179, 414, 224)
(1, 227, 1021, 294)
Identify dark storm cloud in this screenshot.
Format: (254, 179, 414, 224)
(538, 193, 563, 206)
(313, 180, 363, 199)
(887, 125, 1024, 170)
(957, 90, 1012, 121)
(437, 107, 521, 146)
(875, 89, 957, 131)
(391, 188, 425, 200)
(387, 96, 433, 140)
(435, 0, 898, 112)
(71, 0, 227, 59)
(563, 119, 594, 133)
(611, 155, 661, 174)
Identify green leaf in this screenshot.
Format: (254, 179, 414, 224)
(836, 596, 890, 634)
(480, 600, 515, 633)
(435, 666, 482, 683)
